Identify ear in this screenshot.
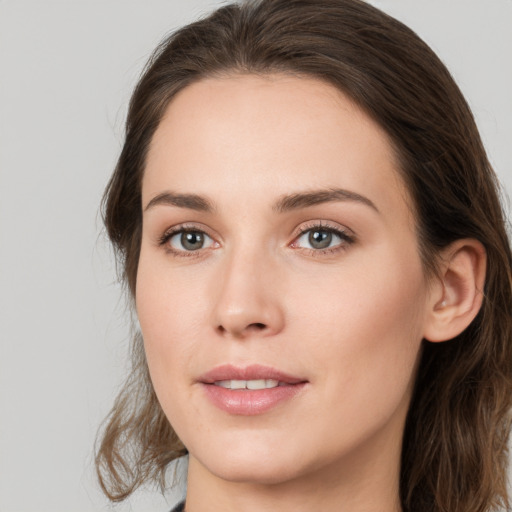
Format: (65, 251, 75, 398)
(423, 239, 486, 343)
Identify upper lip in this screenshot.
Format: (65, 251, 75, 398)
(199, 364, 307, 384)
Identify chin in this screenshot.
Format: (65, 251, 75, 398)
(190, 438, 311, 486)
(208, 457, 303, 486)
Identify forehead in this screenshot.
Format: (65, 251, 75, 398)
(143, 73, 411, 222)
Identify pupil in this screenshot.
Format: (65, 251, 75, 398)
(181, 231, 204, 250)
(309, 230, 332, 249)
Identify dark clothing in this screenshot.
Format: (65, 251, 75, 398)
(170, 501, 185, 512)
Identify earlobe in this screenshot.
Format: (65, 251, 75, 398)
(423, 239, 487, 343)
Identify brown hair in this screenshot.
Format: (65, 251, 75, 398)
(96, 1, 512, 510)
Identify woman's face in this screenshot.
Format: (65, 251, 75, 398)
(137, 74, 433, 487)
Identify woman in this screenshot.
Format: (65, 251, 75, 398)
(95, 1, 512, 511)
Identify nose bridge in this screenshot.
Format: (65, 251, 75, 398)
(212, 238, 284, 338)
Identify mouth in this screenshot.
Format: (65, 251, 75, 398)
(199, 364, 308, 415)
(199, 363, 306, 385)
(213, 379, 288, 390)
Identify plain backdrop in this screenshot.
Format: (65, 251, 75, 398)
(0, 1, 510, 511)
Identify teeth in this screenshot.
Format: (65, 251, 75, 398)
(230, 380, 246, 390)
(247, 379, 273, 390)
(214, 379, 280, 390)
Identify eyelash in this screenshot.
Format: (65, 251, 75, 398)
(292, 221, 355, 256)
(158, 221, 355, 258)
(158, 223, 217, 259)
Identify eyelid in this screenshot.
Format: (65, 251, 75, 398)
(159, 222, 216, 241)
(290, 220, 355, 240)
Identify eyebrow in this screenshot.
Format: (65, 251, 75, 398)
(144, 187, 378, 214)
(144, 192, 215, 212)
(273, 188, 379, 213)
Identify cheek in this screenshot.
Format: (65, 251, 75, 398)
(288, 248, 427, 402)
(135, 251, 204, 389)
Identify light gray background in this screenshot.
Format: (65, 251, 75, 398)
(0, 1, 510, 511)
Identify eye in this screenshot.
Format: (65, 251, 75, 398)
(165, 229, 216, 252)
(292, 224, 354, 252)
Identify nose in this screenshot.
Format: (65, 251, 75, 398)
(211, 249, 285, 339)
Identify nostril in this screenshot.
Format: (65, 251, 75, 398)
(215, 321, 271, 337)
(249, 322, 266, 331)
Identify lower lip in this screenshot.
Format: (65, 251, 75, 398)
(202, 383, 307, 415)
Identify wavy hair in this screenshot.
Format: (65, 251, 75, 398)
(95, 1, 512, 510)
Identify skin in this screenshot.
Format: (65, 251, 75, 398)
(136, 74, 444, 512)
